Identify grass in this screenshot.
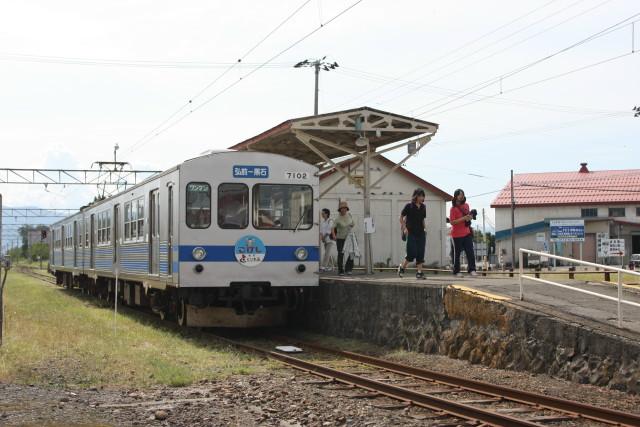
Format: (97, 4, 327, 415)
(0, 272, 272, 388)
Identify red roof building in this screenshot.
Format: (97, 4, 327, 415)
(492, 163, 640, 265)
(492, 163, 640, 207)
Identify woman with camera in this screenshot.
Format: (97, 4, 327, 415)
(449, 189, 477, 277)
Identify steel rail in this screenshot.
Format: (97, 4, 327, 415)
(212, 334, 543, 427)
(287, 338, 640, 426)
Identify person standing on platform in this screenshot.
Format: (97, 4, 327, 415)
(334, 201, 355, 276)
(319, 208, 335, 272)
(397, 188, 427, 280)
(449, 188, 477, 277)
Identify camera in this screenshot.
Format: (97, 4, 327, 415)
(465, 209, 478, 227)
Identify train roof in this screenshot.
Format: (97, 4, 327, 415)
(49, 150, 315, 227)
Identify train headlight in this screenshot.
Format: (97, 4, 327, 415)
(192, 247, 207, 261)
(294, 247, 308, 261)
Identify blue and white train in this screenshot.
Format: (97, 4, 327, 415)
(49, 151, 319, 327)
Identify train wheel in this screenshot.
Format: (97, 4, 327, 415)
(177, 298, 187, 327)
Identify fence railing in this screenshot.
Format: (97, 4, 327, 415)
(518, 249, 640, 328)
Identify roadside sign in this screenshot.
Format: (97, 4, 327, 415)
(536, 232, 546, 242)
(608, 239, 625, 257)
(550, 219, 585, 242)
(596, 232, 610, 257)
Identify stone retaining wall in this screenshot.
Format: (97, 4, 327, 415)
(297, 280, 640, 393)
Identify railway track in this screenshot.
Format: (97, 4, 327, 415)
(18, 268, 640, 426)
(217, 335, 640, 427)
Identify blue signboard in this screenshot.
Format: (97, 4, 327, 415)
(549, 219, 585, 242)
(233, 165, 269, 178)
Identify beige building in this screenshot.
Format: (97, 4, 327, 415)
(320, 156, 451, 267)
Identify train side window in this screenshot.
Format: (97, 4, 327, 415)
(137, 198, 145, 238)
(124, 203, 131, 240)
(217, 183, 248, 229)
(186, 182, 211, 229)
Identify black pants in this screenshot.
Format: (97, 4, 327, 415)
(453, 234, 476, 274)
(336, 238, 354, 274)
(405, 233, 426, 264)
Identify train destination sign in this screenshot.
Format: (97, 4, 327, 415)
(549, 219, 585, 242)
(233, 165, 269, 178)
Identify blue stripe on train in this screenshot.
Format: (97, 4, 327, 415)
(178, 245, 319, 262)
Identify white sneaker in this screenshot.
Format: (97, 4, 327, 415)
(470, 271, 478, 276)
(455, 273, 463, 277)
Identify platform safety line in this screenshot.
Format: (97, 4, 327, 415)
(449, 284, 511, 301)
(599, 280, 640, 290)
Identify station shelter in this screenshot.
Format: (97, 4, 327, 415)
(230, 107, 441, 273)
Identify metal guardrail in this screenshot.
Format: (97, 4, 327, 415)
(519, 249, 640, 328)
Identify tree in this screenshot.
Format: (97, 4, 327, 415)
(30, 242, 49, 261)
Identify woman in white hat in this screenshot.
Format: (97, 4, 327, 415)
(334, 201, 354, 275)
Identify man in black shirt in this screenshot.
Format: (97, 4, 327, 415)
(398, 188, 427, 279)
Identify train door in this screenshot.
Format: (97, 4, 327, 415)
(73, 220, 78, 268)
(113, 204, 120, 268)
(61, 225, 65, 265)
(51, 229, 55, 265)
(149, 190, 160, 275)
(90, 214, 95, 269)
(167, 185, 173, 275)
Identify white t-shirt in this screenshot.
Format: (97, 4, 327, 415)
(320, 218, 334, 237)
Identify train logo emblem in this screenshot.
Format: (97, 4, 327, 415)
(234, 235, 266, 267)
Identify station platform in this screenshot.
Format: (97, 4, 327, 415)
(319, 271, 640, 338)
(303, 271, 640, 392)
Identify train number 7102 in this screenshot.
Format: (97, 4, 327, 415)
(285, 171, 308, 180)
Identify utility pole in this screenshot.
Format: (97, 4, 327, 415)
(482, 208, 487, 270)
(294, 57, 339, 115)
(510, 169, 516, 270)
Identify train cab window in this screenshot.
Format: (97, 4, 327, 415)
(218, 183, 248, 229)
(186, 182, 211, 229)
(252, 184, 313, 230)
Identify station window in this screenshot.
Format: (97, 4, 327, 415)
(97, 210, 111, 245)
(217, 183, 248, 229)
(581, 208, 597, 218)
(609, 207, 625, 217)
(124, 197, 145, 241)
(252, 184, 313, 230)
(186, 182, 211, 229)
(636, 207, 640, 216)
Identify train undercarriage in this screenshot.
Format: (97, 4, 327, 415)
(53, 270, 304, 327)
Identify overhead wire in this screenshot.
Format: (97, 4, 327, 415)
(379, 0, 613, 109)
(335, 66, 628, 116)
(425, 50, 638, 117)
(335, 0, 563, 108)
(128, 0, 314, 153)
(411, 12, 640, 118)
(0, 53, 296, 68)
(429, 112, 629, 147)
(129, 0, 364, 151)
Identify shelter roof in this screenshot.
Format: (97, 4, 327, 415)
(229, 107, 438, 165)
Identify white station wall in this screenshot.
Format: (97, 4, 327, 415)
(320, 158, 448, 267)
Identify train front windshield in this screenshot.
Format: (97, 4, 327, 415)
(253, 184, 313, 230)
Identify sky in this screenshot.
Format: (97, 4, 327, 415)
(0, 0, 638, 244)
